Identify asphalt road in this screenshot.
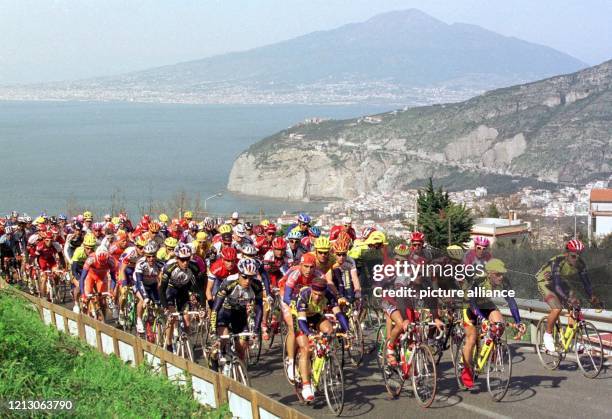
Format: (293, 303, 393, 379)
(54, 294, 611, 419)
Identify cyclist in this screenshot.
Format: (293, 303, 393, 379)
(70, 233, 97, 312)
(535, 239, 599, 352)
(462, 236, 492, 270)
(255, 223, 276, 258)
(460, 259, 524, 389)
(326, 233, 362, 308)
(233, 224, 254, 254)
(157, 237, 178, 262)
(263, 237, 293, 289)
(206, 247, 238, 307)
(160, 245, 207, 351)
(286, 213, 312, 238)
(294, 277, 349, 402)
(63, 222, 84, 263)
(279, 253, 323, 382)
(229, 212, 240, 228)
(309, 236, 336, 275)
(80, 247, 117, 317)
(287, 230, 308, 265)
(301, 226, 321, 252)
(329, 216, 356, 241)
(134, 241, 164, 333)
(116, 237, 147, 319)
(0, 225, 21, 279)
(36, 231, 65, 299)
(348, 230, 390, 291)
(210, 258, 264, 366)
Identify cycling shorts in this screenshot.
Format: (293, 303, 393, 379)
(537, 281, 564, 310)
(295, 313, 324, 337)
(122, 266, 135, 287)
(216, 308, 248, 334)
(462, 308, 495, 326)
(140, 284, 160, 303)
(165, 285, 190, 311)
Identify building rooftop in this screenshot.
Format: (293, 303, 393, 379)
(590, 188, 612, 203)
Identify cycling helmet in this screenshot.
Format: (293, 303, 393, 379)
(164, 237, 178, 248)
(95, 248, 109, 263)
(142, 214, 151, 223)
(83, 233, 97, 247)
(237, 258, 258, 276)
(17, 216, 25, 224)
(158, 213, 169, 223)
(446, 245, 465, 261)
(149, 221, 161, 233)
(76, 214, 84, 223)
(297, 213, 312, 224)
(184, 210, 193, 220)
(144, 242, 158, 255)
(244, 221, 253, 230)
(394, 243, 410, 256)
(485, 259, 507, 274)
(365, 231, 387, 245)
(218, 224, 233, 235)
(49, 216, 58, 225)
(410, 231, 425, 243)
(474, 236, 490, 247)
(241, 244, 258, 257)
(104, 214, 112, 222)
(253, 225, 264, 236)
(235, 224, 247, 237)
(24, 215, 32, 223)
(58, 213, 67, 221)
(215, 217, 225, 227)
(221, 247, 238, 261)
(314, 236, 331, 251)
(176, 244, 192, 259)
(104, 223, 116, 235)
(231, 211, 239, 219)
(188, 221, 199, 232)
(287, 230, 302, 240)
(10, 211, 18, 218)
(203, 217, 214, 230)
(566, 239, 585, 254)
(260, 219, 270, 227)
(83, 211, 93, 221)
(265, 224, 277, 234)
(195, 231, 208, 241)
(332, 236, 350, 253)
(272, 237, 287, 250)
(136, 237, 148, 247)
(308, 226, 321, 238)
(342, 216, 352, 225)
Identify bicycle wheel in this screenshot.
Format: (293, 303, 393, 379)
(535, 317, 561, 370)
(411, 345, 437, 408)
(348, 316, 365, 366)
(575, 321, 604, 378)
(184, 338, 194, 362)
(375, 324, 386, 369)
(453, 334, 468, 390)
(486, 341, 512, 401)
(229, 357, 249, 386)
(382, 344, 404, 397)
(247, 330, 262, 367)
(323, 352, 344, 416)
(449, 324, 463, 367)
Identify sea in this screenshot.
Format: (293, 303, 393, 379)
(0, 101, 391, 219)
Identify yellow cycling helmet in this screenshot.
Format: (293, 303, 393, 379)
(218, 224, 233, 234)
(164, 237, 178, 248)
(196, 231, 208, 241)
(83, 210, 93, 220)
(365, 231, 388, 245)
(35, 216, 45, 225)
(83, 233, 97, 248)
(111, 216, 120, 226)
(314, 236, 331, 251)
(394, 243, 410, 256)
(260, 219, 270, 227)
(136, 237, 148, 247)
(159, 213, 169, 223)
(446, 245, 464, 261)
(183, 210, 193, 220)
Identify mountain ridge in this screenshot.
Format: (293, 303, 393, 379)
(227, 60, 612, 200)
(0, 9, 587, 105)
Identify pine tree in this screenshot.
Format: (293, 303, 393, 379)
(486, 202, 501, 218)
(417, 178, 474, 249)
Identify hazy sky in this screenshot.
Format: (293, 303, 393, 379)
(1, 0, 611, 84)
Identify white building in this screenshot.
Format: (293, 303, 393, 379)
(588, 188, 612, 244)
(470, 214, 530, 247)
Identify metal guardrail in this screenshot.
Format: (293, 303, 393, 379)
(0, 280, 310, 419)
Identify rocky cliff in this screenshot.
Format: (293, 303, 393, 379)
(228, 60, 612, 200)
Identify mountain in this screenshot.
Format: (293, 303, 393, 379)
(227, 60, 612, 199)
(0, 9, 587, 105)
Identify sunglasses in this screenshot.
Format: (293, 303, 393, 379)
(84, 246, 94, 251)
(299, 222, 309, 227)
(411, 243, 423, 247)
(336, 252, 347, 257)
(568, 254, 578, 259)
(178, 257, 190, 262)
(317, 251, 329, 255)
(240, 274, 255, 280)
(146, 254, 156, 258)
(136, 245, 144, 250)
(476, 246, 486, 251)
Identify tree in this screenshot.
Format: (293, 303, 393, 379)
(596, 233, 612, 249)
(486, 203, 501, 218)
(417, 178, 474, 249)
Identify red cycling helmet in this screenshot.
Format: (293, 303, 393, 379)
(411, 231, 425, 243)
(566, 239, 585, 254)
(44, 231, 54, 239)
(272, 237, 287, 250)
(221, 247, 238, 261)
(265, 224, 277, 234)
(253, 225, 264, 236)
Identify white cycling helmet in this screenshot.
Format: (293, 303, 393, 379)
(234, 224, 247, 238)
(240, 244, 258, 257)
(237, 258, 258, 277)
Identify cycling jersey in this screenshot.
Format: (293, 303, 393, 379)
(80, 256, 116, 295)
(535, 254, 592, 308)
(70, 246, 90, 279)
(330, 256, 358, 300)
(294, 286, 348, 336)
(211, 275, 263, 333)
(466, 274, 520, 324)
(134, 256, 163, 297)
(280, 265, 323, 305)
(308, 251, 336, 275)
(35, 241, 63, 270)
(208, 259, 239, 297)
(263, 250, 292, 287)
(159, 259, 205, 309)
(329, 225, 356, 241)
